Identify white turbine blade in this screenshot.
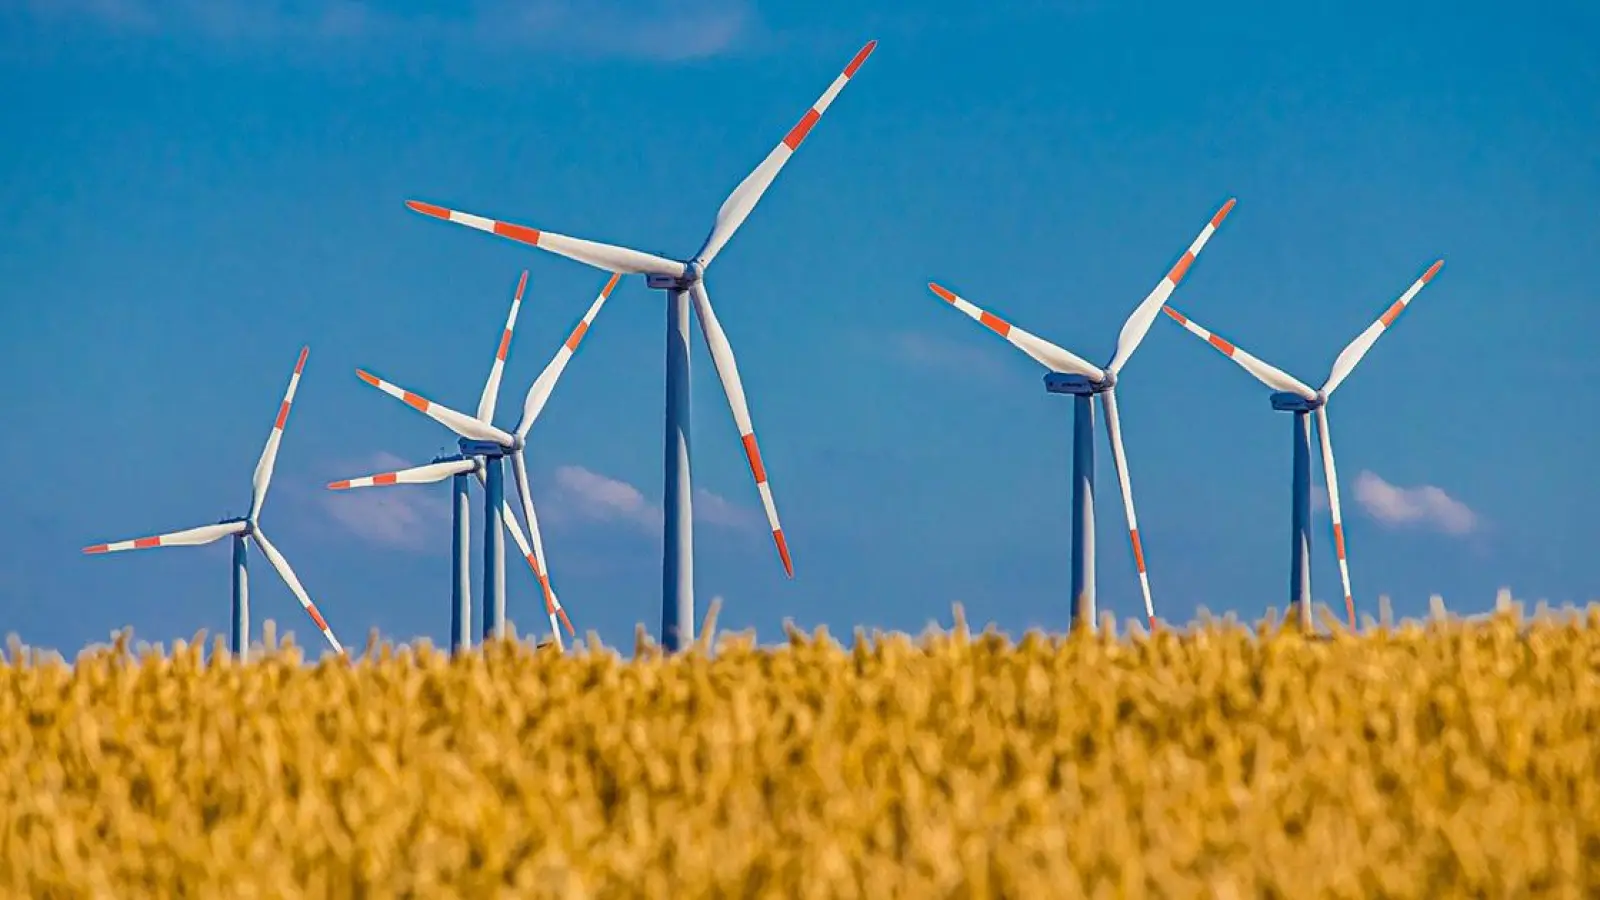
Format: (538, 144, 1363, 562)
(326, 458, 475, 490)
(515, 272, 620, 439)
(692, 40, 877, 268)
(1320, 260, 1443, 397)
(927, 283, 1102, 378)
(251, 529, 344, 655)
(477, 270, 528, 422)
(511, 451, 567, 647)
(1161, 306, 1318, 399)
(689, 281, 794, 577)
(475, 466, 576, 639)
(1316, 406, 1356, 629)
(1107, 199, 1236, 374)
(354, 369, 515, 446)
(1099, 388, 1155, 629)
(405, 201, 685, 278)
(83, 520, 246, 554)
(250, 346, 309, 521)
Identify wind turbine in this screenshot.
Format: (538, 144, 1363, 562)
(927, 199, 1236, 631)
(82, 346, 345, 660)
(1162, 258, 1444, 629)
(401, 40, 879, 652)
(337, 270, 617, 650)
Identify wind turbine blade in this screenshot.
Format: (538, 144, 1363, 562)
(250, 346, 309, 521)
(354, 369, 515, 446)
(477, 271, 528, 422)
(1161, 307, 1318, 398)
(405, 201, 686, 277)
(477, 466, 575, 638)
(83, 520, 247, 554)
(251, 529, 344, 654)
(927, 283, 1102, 378)
(327, 458, 476, 490)
(1315, 406, 1356, 629)
(511, 451, 567, 647)
(1320, 260, 1443, 397)
(1099, 388, 1156, 629)
(515, 272, 620, 439)
(689, 281, 793, 577)
(691, 40, 877, 268)
(1107, 199, 1236, 374)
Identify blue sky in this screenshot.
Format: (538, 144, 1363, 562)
(2, 0, 1596, 656)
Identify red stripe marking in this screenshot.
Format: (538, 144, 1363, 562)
(524, 553, 543, 576)
(401, 391, 429, 412)
(274, 401, 291, 430)
(493, 221, 542, 246)
(978, 311, 1011, 336)
(1344, 596, 1356, 629)
(1207, 333, 1236, 356)
(514, 270, 528, 300)
(1167, 251, 1196, 285)
(557, 606, 575, 636)
(1210, 198, 1237, 229)
(539, 574, 556, 614)
(1129, 528, 1146, 572)
(783, 109, 821, 150)
(83, 545, 108, 554)
(601, 272, 621, 297)
(405, 200, 450, 219)
(496, 329, 512, 361)
(327, 480, 351, 490)
(307, 606, 329, 631)
(928, 283, 958, 304)
(356, 370, 379, 387)
(1422, 260, 1443, 283)
(774, 528, 794, 578)
(1333, 523, 1347, 558)
(565, 321, 590, 352)
(1162, 306, 1187, 325)
(1379, 300, 1407, 327)
(741, 434, 767, 483)
(294, 346, 309, 374)
(134, 537, 161, 549)
(374, 473, 398, 486)
(843, 40, 877, 78)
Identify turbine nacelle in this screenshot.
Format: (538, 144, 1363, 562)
(1270, 391, 1327, 413)
(1044, 372, 1116, 396)
(647, 266, 702, 291)
(460, 436, 518, 457)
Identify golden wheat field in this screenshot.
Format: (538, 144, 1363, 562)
(2, 602, 1599, 898)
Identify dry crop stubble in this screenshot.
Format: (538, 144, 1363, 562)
(1, 602, 1599, 897)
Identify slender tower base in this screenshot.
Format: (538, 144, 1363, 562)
(1289, 409, 1313, 631)
(451, 472, 471, 654)
(482, 454, 507, 642)
(661, 286, 695, 653)
(231, 533, 249, 661)
(1046, 374, 1110, 634)
(1271, 393, 1318, 632)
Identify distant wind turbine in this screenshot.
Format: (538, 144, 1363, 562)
(337, 271, 617, 650)
(83, 347, 345, 659)
(927, 199, 1236, 631)
(400, 40, 879, 652)
(1162, 259, 1444, 629)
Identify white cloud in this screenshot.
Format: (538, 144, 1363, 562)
(549, 465, 762, 534)
(888, 331, 1007, 379)
(1353, 470, 1478, 536)
(317, 451, 449, 551)
(14, 0, 754, 59)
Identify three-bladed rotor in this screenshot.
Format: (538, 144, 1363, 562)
(1162, 259, 1445, 626)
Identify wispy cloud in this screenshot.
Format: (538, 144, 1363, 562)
(548, 465, 762, 534)
(15, 0, 754, 60)
(1353, 470, 1479, 536)
(317, 451, 449, 551)
(887, 331, 1008, 380)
